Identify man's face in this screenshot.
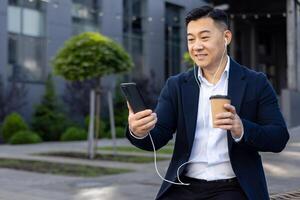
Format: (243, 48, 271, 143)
(187, 17, 229, 70)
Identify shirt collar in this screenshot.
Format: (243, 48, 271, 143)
(198, 55, 230, 84)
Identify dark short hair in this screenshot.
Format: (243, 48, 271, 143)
(185, 6, 229, 29)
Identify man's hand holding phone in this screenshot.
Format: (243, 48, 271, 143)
(120, 83, 157, 138)
(127, 102, 157, 138)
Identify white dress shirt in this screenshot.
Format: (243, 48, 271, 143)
(185, 56, 237, 181)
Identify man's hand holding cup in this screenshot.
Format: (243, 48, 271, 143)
(210, 95, 243, 139)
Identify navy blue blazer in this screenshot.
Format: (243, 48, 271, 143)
(126, 58, 289, 200)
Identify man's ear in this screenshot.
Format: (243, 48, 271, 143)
(224, 30, 232, 45)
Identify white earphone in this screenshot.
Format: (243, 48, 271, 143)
(224, 38, 228, 46)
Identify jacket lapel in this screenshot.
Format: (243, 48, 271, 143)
(181, 69, 200, 150)
(227, 58, 247, 151)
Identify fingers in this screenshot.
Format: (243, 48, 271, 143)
(126, 97, 157, 136)
(214, 124, 233, 130)
(127, 106, 158, 135)
(214, 104, 236, 129)
(140, 116, 157, 131)
(213, 104, 243, 136)
(215, 104, 236, 120)
(133, 113, 157, 127)
(214, 116, 236, 130)
(215, 112, 235, 120)
(126, 101, 152, 119)
(224, 104, 236, 114)
(214, 118, 233, 126)
(131, 109, 153, 120)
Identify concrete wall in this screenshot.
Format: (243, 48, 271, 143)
(19, 0, 73, 120)
(99, 0, 123, 91)
(281, 89, 300, 127)
(282, 0, 300, 127)
(144, 0, 165, 87)
(0, 0, 7, 83)
(100, 0, 123, 43)
(297, 1, 300, 91)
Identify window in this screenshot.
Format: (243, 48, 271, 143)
(123, 0, 144, 76)
(165, 3, 182, 79)
(71, 0, 100, 35)
(7, 0, 47, 82)
(8, 0, 46, 36)
(8, 34, 46, 81)
(7, 6, 21, 33)
(23, 8, 45, 37)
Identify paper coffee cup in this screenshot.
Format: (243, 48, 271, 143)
(209, 95, 231, 128)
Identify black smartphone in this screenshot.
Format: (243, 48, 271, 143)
(120, 82, 147, 113)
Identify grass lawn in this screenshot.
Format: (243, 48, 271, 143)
(0, 158, 131, 177)
(98, 144, 174, 155)
(37, 152, 168, 163)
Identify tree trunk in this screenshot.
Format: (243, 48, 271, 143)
(94, 77, 102, 155)
(108, 90, 117, 156)
(88, 89, 96, 159)
(88, 77, 102, 159)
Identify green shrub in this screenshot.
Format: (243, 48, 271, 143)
(32, 75, 69, 141)
(114, 87, 129, 128)
(9, 130, 42, 145)
(60, 127, 87, 141)
(183, 51, 193, 67)
(115, 126, 125, 138)
(32, 108, 69, 141)
(1, 113, 28, 142)
(0, 124, 2, 141)
(101, 127, 125, 139)
(114, 109, 128, 128)
(101, 130, 111, 138)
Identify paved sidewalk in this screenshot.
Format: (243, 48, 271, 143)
(0, 139, 167, 200)
(0, 127, 299, 200)
(263, 126, 300, 195)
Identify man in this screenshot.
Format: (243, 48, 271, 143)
(126, 6, 289, 200)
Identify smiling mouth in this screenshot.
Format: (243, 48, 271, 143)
(195, 54, 207, 60)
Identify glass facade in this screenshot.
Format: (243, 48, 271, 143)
(4, 0, 187, 85)
(71, 0, 100, 35)
(165, 3, 181, 79)
(7, 0, 47, 82)
(123, 0, 144, 76)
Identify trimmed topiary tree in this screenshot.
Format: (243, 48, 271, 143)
(9, 130, 42, 145)
(52, 32, 133, 81)
(52, 32, 133, 158)
(1, 112, 28, 143)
